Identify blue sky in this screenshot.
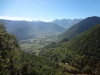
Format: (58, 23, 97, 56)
(0, 0, 100, 21)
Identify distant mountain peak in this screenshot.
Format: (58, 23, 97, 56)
(0, 19, 65, 40)
(60, 16, 100, 39)
(52, 18, 82, 28)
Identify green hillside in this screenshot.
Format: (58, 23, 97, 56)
(0, 22, 21, 75)
(60, 16, 100, 39)
(1, 19, 100, 75)
(0, 22, 68, 75)
(40, 24, 100, 74)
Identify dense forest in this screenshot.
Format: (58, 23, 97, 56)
(0, 22, 69, 75)
(1, 17, 100, 75)
(40, 24, 100, 75)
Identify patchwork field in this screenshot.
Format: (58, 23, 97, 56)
(20, 35, 57, 55)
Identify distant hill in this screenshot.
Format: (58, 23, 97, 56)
(35, 22, 65, 34)
(52, 18, 82, 28)
(60, 16, 100, 39)
(0, 19, 65, 40)
(40, 24, 100, 74)
(63, 24, 100, 74)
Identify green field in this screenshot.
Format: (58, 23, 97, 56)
(20, 35, 57, 55)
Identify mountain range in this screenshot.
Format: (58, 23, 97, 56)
(1, 16, 100, 41)
(0, 19, 65, 40)
(60, 16, 100, 39)
(52, 18, 82, 28)
(0, 18, 84, 40)
(40, 17, 100, 74)
(1, 16, 100, 75)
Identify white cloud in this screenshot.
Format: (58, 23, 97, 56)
(0, 16, 51, 22)
(0, 16, 34, 21)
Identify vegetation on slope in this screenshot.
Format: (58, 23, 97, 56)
(0, 22, 68, 75)
(0, 22, 21, 75)
(40, 24, 100, 74)
(1, 19, 100, 75)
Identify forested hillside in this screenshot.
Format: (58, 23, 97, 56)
(40, 24, 100, 75)
(1, 0, 100, 74)
(1, 18, 100, 75)
(0, 22, 69, 75)
(0, 22, 21, 75)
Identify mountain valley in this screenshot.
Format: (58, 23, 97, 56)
(0, 16, 100, 75)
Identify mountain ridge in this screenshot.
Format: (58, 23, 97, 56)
(52, 18, 82, 28)
(60, 16, 100, 39)
(40, 23, 100, 74)
(0, 19, 65, 40)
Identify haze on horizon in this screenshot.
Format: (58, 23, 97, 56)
(0, 0, 100, 22)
